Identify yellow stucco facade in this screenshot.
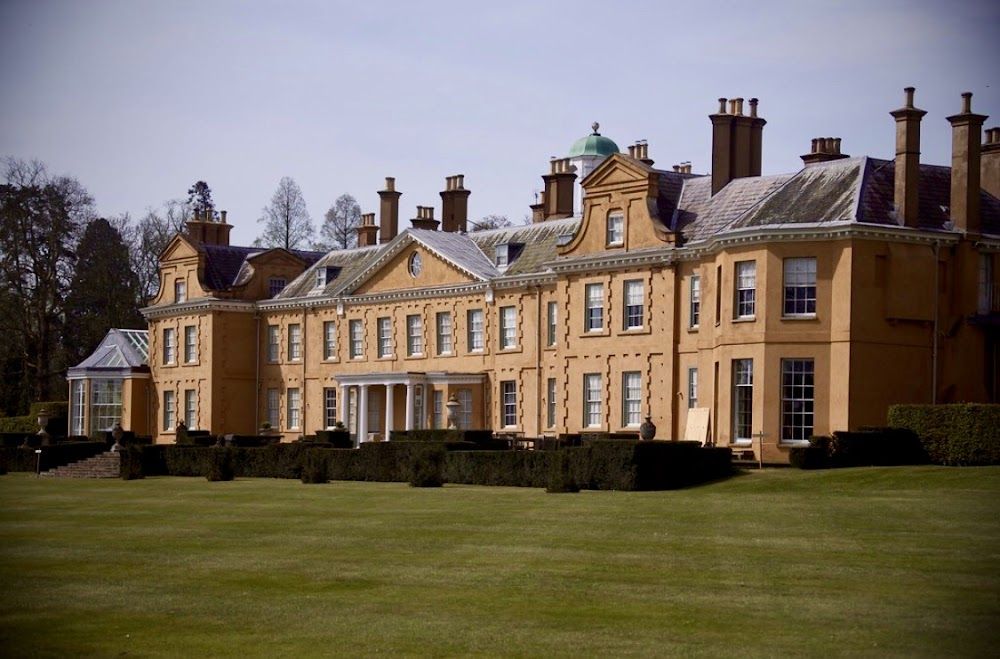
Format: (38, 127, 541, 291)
(138, 90, 1000, 463)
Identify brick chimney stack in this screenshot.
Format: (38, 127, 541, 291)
(889, 87, 927, 228)
(947, 92, 988, 234)
(356, 213, 378, 247)
(710, 96, 765, 195)
(410, 206, 440, 231)
(542, 158, 576, 220)
(185, 209, 232, 246)
(801, 137, 850, 165)
(982, 127, 1000, 200)
(440, 175, 471, 233)
(378, 177, 401, 244)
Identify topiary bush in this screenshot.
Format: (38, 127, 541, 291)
(888, 404, 1000, 466)
(205, 447, 234, 482)
(408, 444, 446, 487)
(545, 452, 579, 493)
(300, 449, 329, 484)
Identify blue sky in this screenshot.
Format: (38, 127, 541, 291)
(1, 0, 998, 246)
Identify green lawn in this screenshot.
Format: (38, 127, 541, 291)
(1, 468, 998, 658)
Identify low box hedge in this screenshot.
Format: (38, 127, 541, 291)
(789, 429, 927, 469)
(0, 441, 108, 473)
(888, 403, 1000, 466)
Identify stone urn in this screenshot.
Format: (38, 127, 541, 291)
(446, 394, 461, 430)
(639, 415, 656, 441)
(111, 423, 124, 452)
(36, 408, 50, 445)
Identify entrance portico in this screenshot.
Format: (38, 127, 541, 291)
(335, 372, 485, 444)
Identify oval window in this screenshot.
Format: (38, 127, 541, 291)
(409, 252, 422, 277)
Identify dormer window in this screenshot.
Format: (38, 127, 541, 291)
(606, 213, 624, 246)
(174, 279, 186, 303)
(495, 243, 524, 269)
(315, 266, 341, 289)
(269, 277, 286, 298)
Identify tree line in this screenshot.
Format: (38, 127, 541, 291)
(0, 158, 517, 417)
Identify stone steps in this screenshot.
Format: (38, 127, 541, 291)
(41, 451, 120, 478)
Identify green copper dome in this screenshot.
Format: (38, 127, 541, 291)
(567, 122, 620, 159)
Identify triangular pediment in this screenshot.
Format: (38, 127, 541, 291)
(581, 153, 654, 190)
(159, 233, 200, 263)
(343, 230, 495, 296)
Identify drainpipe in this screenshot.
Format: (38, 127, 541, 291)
(932, 241, 940, 404)
(534, 285, 543, 438)
(302, 305, 308, 437)
(254, 309, 261, 432)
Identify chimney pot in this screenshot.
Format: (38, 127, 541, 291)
(834, 138, 842, 154)
(904, 87, 915, 108)
(961, 91, 973, 114)
(811, 138, 819, 154)
(735, 97, 744, 116)
(457, 174, 465, 189)
(749, 98, 758, 118)
(728, 99, 737, 115)
(718, 98, 727, 114)
(220, 210, 227, 223)
(628, 145, 636, 158)
(385, 176, 395, 191)
(673, 165, 680, 172)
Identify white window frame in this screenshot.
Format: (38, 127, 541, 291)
(412, 385, 424, 430)
(467, 309, 484, 352)
(622, 371, 641, 427)
(546, 378, 556, 428)
(163, 328, 176, 365)
(287, 388, 301, 430)
(184, 389, 196, 429)
(163, 390, 175, 431)
(288, 323, 302, 361)
(184, 325, 197, 364)
(324, 387, 337, 429)
(781, 359, 815, 443)
(70, 380, 85, 435)
(436, 312, 452, 355)
(547, 301, 557, 347)
(458, 389, 472, 430)
(687, 367, 698, 409)
(606, 213, 624, 246)
(406, 314, 423, 356)
(174, 279, 186, 303)
(501, 381, 517, 428)
(499, 306, 516, 349)
(323, 321, 336, 360)
(735, 261, 756, 319)
(433, 390, 444, 429)
(349, 319, 364, 359)
(624, 280, 644, 330)
(690, 275, 701, 328)
(90, 379, 122, 435)
(783, 257, 817, 317)
(266, 388, 280, 428)
(267, 325, 279, 363)
(377, 317, 392, 358)
(583, 373, 602, 428)
(585, 283, 604, 332)
(732, 359, 753, 444)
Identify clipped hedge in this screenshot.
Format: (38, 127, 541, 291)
(313, 430, 352, 448)
(0, 441, 108, 473)
(789, 429, 927, 470)
(888, 403, 1000, 466)
(445, 451, 553, 488)
(0, 402, 68, 436)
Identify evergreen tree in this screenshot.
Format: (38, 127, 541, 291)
(63, 219, 144, 367)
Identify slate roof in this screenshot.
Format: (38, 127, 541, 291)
(266, 154, 1000, 304)
(67, 329, 149, 377)
(200, 244, 325, 291)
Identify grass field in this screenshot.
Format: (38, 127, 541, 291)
(1, 467, 998, 658)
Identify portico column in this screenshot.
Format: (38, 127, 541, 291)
(404, 383, 415, 430)
(339, 385, 349, 426)
(385, 383, 395, 439)
(358, 384, 369, 444)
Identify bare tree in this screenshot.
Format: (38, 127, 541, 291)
(317, 194, 361, 250)
(471, 214, 513, 232)
(0, 157, 96, 410)
(120, 199, 188, 304)
(255, 177, 314, 250)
